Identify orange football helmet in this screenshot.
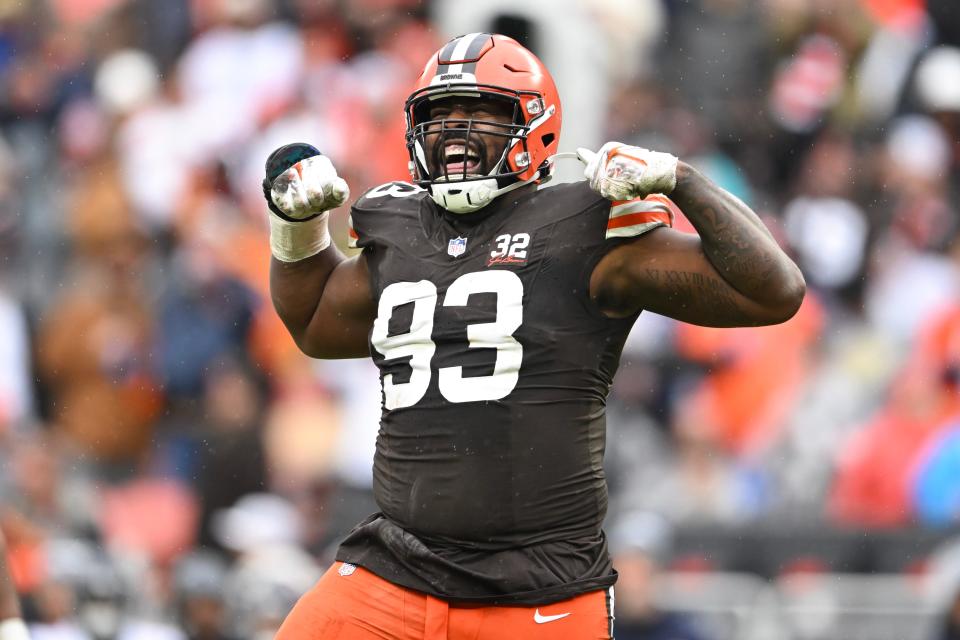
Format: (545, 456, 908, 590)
(405, 33, 563, 213)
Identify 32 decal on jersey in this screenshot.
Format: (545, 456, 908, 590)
(487, 233, 530, 266)
(371, 270, 523, 409)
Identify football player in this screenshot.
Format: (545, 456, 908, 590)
(266, 33, 804, 640)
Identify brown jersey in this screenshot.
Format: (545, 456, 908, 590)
(336, 180, 672, 604)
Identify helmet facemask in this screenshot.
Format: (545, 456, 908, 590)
(405, 87, 544, 214)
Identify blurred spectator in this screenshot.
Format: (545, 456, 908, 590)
(0, 285, 33, 432)
(830, 306, 960, 527)
(668, 0, 774, 141)
(29, 538, 100, 640)
(172, 551, 238, 640)
(307, 359, 381, 557)
(934, 586, 960, 640)
(672, 294, 824, 458)
(914, 422, 960, 528)
(99, 478, 199, 567)
(0, 434, 98, 538)
(865, 113, 959, 346)
(763, 318, 899, 519)
(609, 511, 712, 640)
(782, 130, 870, 307)
(211, 494, 320, 639)
(853, 0, 929, 124)
(910, 303, 960, 527)
(72, 554, 183, 640)
(36, 252, 162, 470)
(176, 0, 302, 164)
(36, 153, 162, 471)
(154, 235, 258, 405)
(189, 360, 268, 550)
(630, 395, 763, 526)
(0, 527, 24, 623)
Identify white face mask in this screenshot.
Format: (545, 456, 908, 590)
(429, 174, 539, 214)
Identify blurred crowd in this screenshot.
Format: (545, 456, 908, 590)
(0, 0, 958, 637)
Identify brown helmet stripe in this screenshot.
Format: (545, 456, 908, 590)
(436, 33, 490, 76)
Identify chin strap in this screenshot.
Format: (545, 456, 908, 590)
(431, 170, 541, 214)
(431, 151, 588, 214)
(549, 151, 586, 164)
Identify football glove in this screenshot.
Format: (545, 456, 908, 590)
(263, 144, 349, 221)
(578, 142, 678, 201)
(262, 143, 350, 262)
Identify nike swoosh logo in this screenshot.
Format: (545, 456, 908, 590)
(534, 609, 571, 624)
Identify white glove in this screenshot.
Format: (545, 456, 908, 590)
(578, 142, 678, 201)
(267, 155, 350, 262)
(270, 154, 350, 220)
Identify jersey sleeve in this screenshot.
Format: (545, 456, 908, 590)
(604, 194, 675, 239)
(347, 214, 360, 249)
(347, 181, 427, 250)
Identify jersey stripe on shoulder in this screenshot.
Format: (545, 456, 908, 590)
(347, 214, 358, 249)
(605, 196, 673, 239)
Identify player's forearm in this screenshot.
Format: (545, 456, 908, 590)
(669, 162, 805, 316)
(271, 248, 345, 351)
(271, 248, 374, 358)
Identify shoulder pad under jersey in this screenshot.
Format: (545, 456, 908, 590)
(348, 181, 428, 248)
(604, 193, 675, 239)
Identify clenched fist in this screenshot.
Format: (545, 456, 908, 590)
(579, 142, 678, 201)
(263, 143, 350, 221)
(262, 143, 348, 262)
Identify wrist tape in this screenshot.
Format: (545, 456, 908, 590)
(269, 211, 331, 263)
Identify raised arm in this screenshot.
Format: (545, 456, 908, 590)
(264, 144, 375, 358)
(271, 250, 374, 359)
(585, 145, 805, 327)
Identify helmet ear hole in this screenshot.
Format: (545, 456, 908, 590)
(541, 133, 555, 147)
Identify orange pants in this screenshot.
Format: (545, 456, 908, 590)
(275, 562, 613, 640)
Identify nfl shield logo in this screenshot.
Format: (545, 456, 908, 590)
(338, 563, 356, 577)
(447, 236, 468, 257)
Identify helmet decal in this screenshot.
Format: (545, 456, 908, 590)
(432, 33, 495, 85)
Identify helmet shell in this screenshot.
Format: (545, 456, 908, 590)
(405, 33, 562, 187)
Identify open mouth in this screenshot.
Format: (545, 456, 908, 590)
(442, 140, 482, 176)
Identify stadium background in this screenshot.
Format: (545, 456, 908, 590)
(0, 0, 958, 638)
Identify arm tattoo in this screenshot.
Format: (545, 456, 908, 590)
(669, 165, 793, 300)
(646, 268, 742, 321)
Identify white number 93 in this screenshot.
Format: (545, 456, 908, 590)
(371, 270, 524, 409)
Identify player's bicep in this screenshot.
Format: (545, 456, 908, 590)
(303, 253, 376, 358)
(591, 227, 785, 327)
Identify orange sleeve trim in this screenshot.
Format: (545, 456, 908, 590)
(611, 196, 646, 207)
(607, 210, 671, 230)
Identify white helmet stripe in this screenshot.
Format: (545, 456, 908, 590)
(441, 33, 485, 75)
